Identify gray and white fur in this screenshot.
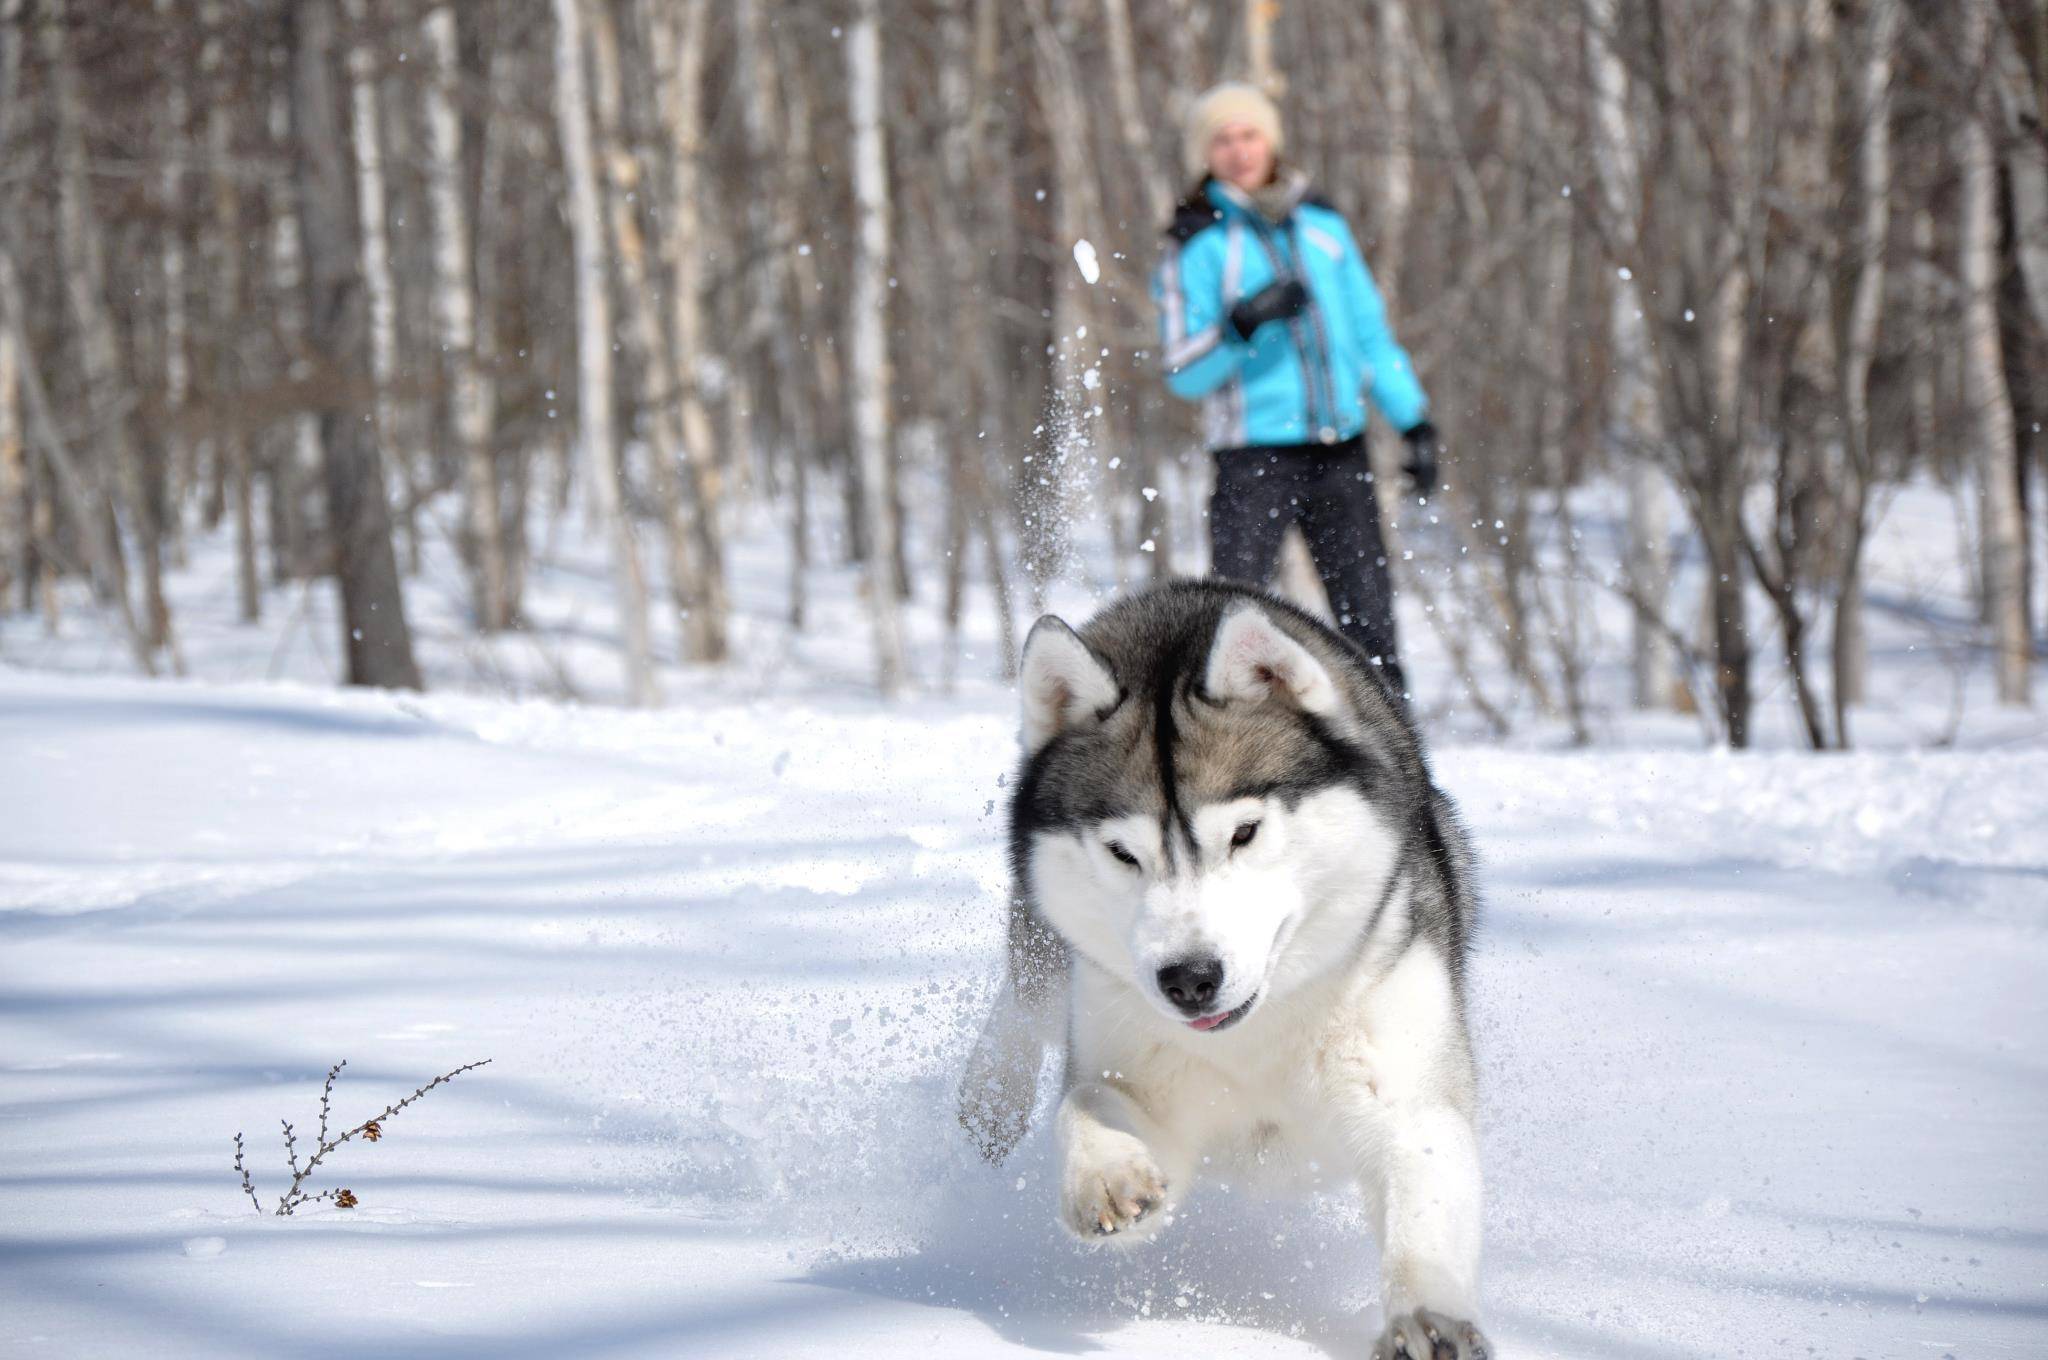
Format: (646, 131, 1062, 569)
(958, 580, 1491, 1360)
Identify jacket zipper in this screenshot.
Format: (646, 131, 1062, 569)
(1287, 220, 1344, 440)
(1247, 217, 1333, 439)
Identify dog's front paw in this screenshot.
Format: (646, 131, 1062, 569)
(1373, 1309, 1490, 1360)
(1058, 1132, 1167, 1241)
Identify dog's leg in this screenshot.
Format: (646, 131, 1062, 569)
(1053, 1079, 1192, 1242)
(957, 972, 1057, 1163)
(1318, 949, 1491, 1360)
(957, 908, 1068, 1164)
(1360, 1101, 1488, 1359)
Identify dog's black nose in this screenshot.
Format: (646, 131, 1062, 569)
(1156, 958, 1224, 1013)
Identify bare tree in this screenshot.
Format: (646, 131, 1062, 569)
(290, 0, 422, 690)
(1372, 0, 1415, 313)
(646, 0, 729, 663)
(0, 322, 17, 611)
(0, 0, 2027, 743)
(1830, 0, 1900, 744)
(421, 4, 508, 632)
(41, 0, 162, 663)
(0, 0, 18, 612)
(0, 252, 158, 672)
(552, 0, 656, 704)
(1960, 0, 2032, 705)
(201, 1, 260, 624)
(1587, 0, 1675, 712)
(1992, 3, 2048, 343)
(592, 0, 713, 665)
(345, 0, 415, 575)
(935, 0, 1020, 679)
(847, 0, 908, 695)
(734, 0, 816, 631)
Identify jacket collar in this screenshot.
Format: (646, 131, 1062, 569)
(1164, 171, 1324, 243)
(1208, 168, 1313, 225)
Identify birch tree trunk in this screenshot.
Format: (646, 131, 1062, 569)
(1960, 0, 2031, 705)
(1102, 0, 1170, 228)
(41, 0, 154, 659)
(0, 250, 157, 671)
(1831, 0, 1899, 743)
(1992, 15, 2048, 342)
(735, 0, 820, 634)
(346, 2, 417, 576)
(290, 0, 422, 690)
(1910, 208, 1940, 468)
(159, 50, 191, 572)
(1656, 0, 1756, 746)
(1102, 0, 1176, 577)
(0, 0, 18, 611)
(1373, 0, 1415, 313)
(647, 0, 729, 660)
(597, 0, 714, 663)
(267, 86, 319, 584)
(1588, 0, 1674, 710)
(201, 2, 258, 623)
(772, 12, 824, 628)
(1245, 0, 1281, 95)
(552, 0, 657, 705)
(1711, 2, 1757, 748)
(474, 41, 525, 621)
(847, 0, 908, 696)
(1024, 0, 1105, 596)
(0, 320, 17, 611)
(936, 0, 1019, 677)
(936, 0, 975, 672)
(422, 3, 508, 632)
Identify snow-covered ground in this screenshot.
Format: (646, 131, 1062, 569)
(4, 473, 2046, 1357)
(2, 666, 2044, 1358)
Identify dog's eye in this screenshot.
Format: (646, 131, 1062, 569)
(1230, 821, 1260, 851)
(1104, 841, 1140, 868)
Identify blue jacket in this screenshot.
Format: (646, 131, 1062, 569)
(1153, 177, 1428, 450)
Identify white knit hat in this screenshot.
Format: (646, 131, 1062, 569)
(1184, 82, 1285, 178)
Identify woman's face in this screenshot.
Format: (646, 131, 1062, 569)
(1207, 122, 1276, 192)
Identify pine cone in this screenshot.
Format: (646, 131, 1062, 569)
(334, 1189, 358, 1209)
(362, 1120, 382, 1143)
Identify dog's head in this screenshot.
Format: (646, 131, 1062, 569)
(1011, 583, 1424, 1033)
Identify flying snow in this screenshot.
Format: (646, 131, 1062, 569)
(1072, 238, 1101, 285)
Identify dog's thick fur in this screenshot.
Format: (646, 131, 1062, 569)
(959, 580, 1490, 1359)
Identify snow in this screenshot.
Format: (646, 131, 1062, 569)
(1074, 238, 1102, 285)
(2, 662, 2044, 1358)
(3, 467, 2046, 1356)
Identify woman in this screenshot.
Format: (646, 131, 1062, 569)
(1153, 82, 1442, 700)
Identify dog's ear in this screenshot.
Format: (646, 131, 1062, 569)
(1204, 602, 1341, 715)
(1019, 616, 1120, 754)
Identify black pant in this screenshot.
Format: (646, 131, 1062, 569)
(1208, 439, 1406, 695)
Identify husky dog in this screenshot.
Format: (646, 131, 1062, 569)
(958, 580, 1490, 1360)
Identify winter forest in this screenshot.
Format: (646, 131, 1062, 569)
(2, 2, 2046, 1358)
(0, 0, 2042, 743)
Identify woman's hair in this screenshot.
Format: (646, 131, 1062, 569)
(1174, 173, 1216, 214)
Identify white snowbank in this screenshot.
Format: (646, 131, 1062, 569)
(2, 669, 2042, 1357)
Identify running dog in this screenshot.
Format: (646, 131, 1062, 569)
(959, 579, 1490, 1359)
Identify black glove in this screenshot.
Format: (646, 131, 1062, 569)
(1228, 278, 1309, 341)
(1401, 422, 1441, 497)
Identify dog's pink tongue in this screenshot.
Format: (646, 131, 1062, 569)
(1187, 1013, 1227, 1031)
